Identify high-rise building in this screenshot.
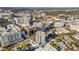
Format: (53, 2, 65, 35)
(23, 14, 33, 25)
(0, 24, 22, 47)
(13, 14, 33, 26)
(0, 33, 9, 47)
(0, 9, 2, 18)
(35, 31, 46, 45)
(0, 26, 9, 47)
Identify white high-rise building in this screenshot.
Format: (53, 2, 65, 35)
(0, 27, 9, 47)
(23, 16, 30, 25)
(13, 14, 32, 26)
(0, 24, 22, 47)
(0, 9, 2, 18)
(7, 24, 22, 44)
(0, 33, 9, 47)
(35, 31, 46, 45)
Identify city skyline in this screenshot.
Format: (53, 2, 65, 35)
(0, 7, 79, 51)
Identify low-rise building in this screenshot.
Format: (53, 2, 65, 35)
(54, 22, 65, 28)
(35, 44, 57, 51)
